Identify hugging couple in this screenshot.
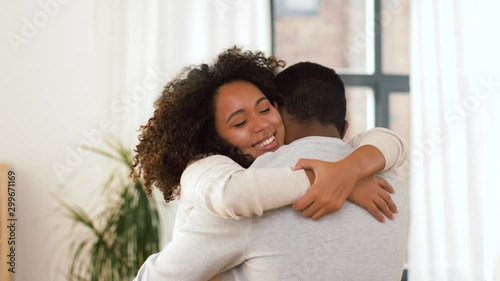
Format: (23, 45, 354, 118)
(132, 47, 408, 281)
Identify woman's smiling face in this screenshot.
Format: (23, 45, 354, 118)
(214, 80, 285, 159)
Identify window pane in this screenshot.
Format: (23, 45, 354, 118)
(389, 92, 410, 198)
(273, 0, 374, 74)
(344, 87, 375, 140)
(382, 0, 410, 74)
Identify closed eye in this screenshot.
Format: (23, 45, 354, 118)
(233, 120, 247, 128)
(260, 108, 270, 114)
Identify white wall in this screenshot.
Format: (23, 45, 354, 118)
(1, 1, 115, 280)
(0, 1, 271, 280)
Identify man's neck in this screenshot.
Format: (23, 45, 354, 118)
(292, 121, 341, 141)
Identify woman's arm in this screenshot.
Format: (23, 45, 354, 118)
(181, 128, 406, 220)
(134, 206, 250, 281)
(347, 127, 408, 172)
(180, 155, 311, 219)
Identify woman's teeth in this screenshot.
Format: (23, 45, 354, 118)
(255, 135, 275, 148)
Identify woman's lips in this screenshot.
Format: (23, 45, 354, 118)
(253, 134, 278, 151)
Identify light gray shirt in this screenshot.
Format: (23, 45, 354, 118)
(221, 136, 408, 281)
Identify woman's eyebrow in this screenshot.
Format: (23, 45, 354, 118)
(255, 97, 269, 105)
(226, 109, 244, 124)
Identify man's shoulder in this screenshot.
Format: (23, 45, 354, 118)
(281, 136, 353, 156)
(251, 136, 354, 169)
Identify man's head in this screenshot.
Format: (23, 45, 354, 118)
(275, 62, 348, 144)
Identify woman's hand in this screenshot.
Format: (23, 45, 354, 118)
(292, 158, 361, 220)
(291, 158, 397, 222)
(348, 175, 398, 222)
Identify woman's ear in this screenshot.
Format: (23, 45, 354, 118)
(340, 120, 349, 139)
(273, 101, 279, 109)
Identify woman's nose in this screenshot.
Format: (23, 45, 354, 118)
(252, 115, 271, 132)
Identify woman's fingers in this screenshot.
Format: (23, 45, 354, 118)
(300, 201, 326, 219)
(293, 158, 316, 171)
(292, 191, 315, 211)
(374, 196, 394, 220)
(366, 202, 385, 223)
(378, 188, 398, 213)
(301, 202, 321, 218)
(377, 177, 395, 193)
(311, 208, 328, 221)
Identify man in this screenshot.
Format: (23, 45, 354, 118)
(135, 62, 408, 281)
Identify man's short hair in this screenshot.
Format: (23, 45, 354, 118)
(275, 62, 346, 132)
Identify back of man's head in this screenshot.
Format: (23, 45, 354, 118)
(275, 62, 346, 133)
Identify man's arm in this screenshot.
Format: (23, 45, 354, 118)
(134, 206, 250, 281)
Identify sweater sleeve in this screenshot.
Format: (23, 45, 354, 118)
(180, 155, 310, 219)
(347, 127, 408, 172)
(133, 206, 249, 281)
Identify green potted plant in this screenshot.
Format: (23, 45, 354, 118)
(59, 140, 160, 281)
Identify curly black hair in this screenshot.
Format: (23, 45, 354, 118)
(130, 47, 286, 202)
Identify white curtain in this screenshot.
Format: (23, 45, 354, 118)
(408, 0, 500, 280)
(93, 0, 271, 144)
(92, 0, 272, 245)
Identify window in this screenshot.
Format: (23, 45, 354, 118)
(272, 0, 410, 139)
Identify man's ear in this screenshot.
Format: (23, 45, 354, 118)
(340, 120, 349, 139)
